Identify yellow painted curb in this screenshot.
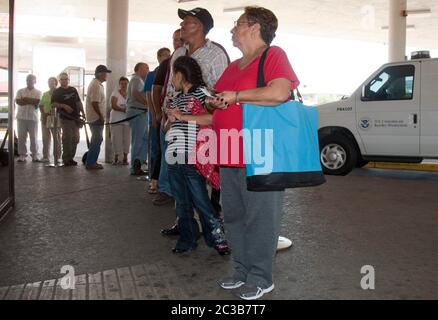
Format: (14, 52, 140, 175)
(366, 162, 438, 172)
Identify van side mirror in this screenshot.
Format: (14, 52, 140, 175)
(361, 86, 371, 101)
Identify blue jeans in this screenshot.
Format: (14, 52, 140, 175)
(168, 163, 224, 251)
(149, 111, 160, 179)
(85, 119, 104, 166)
(128, 108, 148, 173)
(158, 128, 171, 196)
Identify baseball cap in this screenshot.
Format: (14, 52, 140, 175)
(95, 65, 112, 75)
(178, 7, 214, 34)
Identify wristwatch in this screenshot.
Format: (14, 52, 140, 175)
(235, 91, 240, 106)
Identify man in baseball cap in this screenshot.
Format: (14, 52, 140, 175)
(178, 7, 214, 35)
(95, 65, 112, 76)
(85, 64, 111, 170)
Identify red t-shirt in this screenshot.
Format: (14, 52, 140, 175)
(213, 46, 300, 168)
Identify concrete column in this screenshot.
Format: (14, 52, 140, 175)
(105, 0, 129, 163)
(388, 0, 407, 62)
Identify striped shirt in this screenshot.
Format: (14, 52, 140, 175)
(166, 87, 207, 160)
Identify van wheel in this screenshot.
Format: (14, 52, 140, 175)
(320, 133, 357, 176)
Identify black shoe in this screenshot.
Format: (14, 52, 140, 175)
(64, 160, 78, 167)
(131, 159, 148, 176)
(161, 225, 179, 236)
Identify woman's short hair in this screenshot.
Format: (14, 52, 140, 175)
(244, 6, 278, 45)
(134, 62, 147, 73)
(157, 48, 171, 59)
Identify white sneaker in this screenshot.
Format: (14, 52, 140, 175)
(238, 284, 275, 300)
(218, 277, 246, 290)
(32, 155, 42, 162)
(17, 156, 27, 162)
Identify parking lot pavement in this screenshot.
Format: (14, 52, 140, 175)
(0, 162, 437, 299)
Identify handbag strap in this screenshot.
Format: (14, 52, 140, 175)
(256, 47, 270, 88)
(292, 87, 304, 103)
(256, 47, 303, 103)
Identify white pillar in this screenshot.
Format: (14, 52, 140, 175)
(388, 0, 407, 62)
(105, 0, 129, 163)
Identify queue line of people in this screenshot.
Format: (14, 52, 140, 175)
(15, 6, 300, 300)
(149, 6, 300, 300)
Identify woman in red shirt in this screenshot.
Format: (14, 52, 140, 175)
(210, 6, 300, 300)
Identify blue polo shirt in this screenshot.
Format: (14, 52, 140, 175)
(143, 68, 157, 93)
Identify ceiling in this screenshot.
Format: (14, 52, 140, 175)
(1, 0, 436, 41)
(0, 0, 437, 82)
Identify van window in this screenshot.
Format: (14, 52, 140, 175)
(362, 65, 415, 101)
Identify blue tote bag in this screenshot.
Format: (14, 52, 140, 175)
(242, 48, 326, 192)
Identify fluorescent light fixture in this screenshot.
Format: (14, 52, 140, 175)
(381, 24, 415, 30)
(405, 9, 431, 17)
(223, 6, 247, 13)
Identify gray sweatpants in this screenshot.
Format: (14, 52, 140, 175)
(42, 121, 61, 160)
(220, 167, 285, 288)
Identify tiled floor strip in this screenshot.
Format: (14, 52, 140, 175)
(0, 261, 195, 300)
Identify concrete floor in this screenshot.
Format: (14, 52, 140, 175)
(0, 158, 437, 299)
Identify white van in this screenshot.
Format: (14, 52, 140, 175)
(317, 54, 438, 175)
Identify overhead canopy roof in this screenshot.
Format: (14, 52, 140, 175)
(0, 0, 437, 93)
(1, 0, 437, 45)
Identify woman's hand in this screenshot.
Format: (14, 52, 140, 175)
(206, 91, 235, 110)
(167, 107, 184, 122)
(165, 108, 177, 123)
(42, 113, 48, 126)
(63, 105, 74, 114)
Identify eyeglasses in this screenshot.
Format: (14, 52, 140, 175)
(234, 20, 254, 28)
(60, 78, 69, 81)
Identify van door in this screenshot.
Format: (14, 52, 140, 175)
(356, 63, 420, 156)
(420, 60, 438, 157)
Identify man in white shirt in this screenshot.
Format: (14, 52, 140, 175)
(85, 65, 112, 170)
(15, 74, 42, 162)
